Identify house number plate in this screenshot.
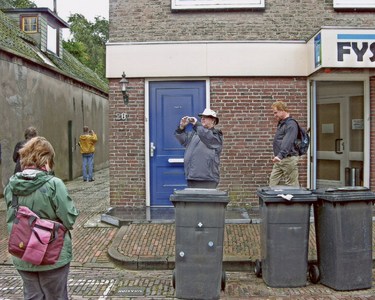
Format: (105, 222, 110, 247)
(115, 113, 129, 121)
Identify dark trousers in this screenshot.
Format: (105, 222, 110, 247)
(17, 263, 70, 300)
(187, 180, 218, 189)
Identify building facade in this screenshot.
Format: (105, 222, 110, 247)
(107, 0, 375, 207)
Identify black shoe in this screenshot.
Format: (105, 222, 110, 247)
(89, 179, 95, 182)
(83, 179, 87, 182)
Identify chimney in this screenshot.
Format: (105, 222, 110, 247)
(53, 0, 57, 14)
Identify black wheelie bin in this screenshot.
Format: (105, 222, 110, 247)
(170, 188, 230, 300)
(256, 186, 317, 288)
(310, 187, 375, 291)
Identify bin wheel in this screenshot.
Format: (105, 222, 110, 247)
(255, 259, 262, 278)
(172, 269, 176, 289)
(221, 271, 226, 291)
(309, 264, 320, 284)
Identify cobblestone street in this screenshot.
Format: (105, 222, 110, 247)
(0, 168, 374, 299)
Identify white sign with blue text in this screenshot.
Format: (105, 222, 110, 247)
(318, 29, 375, 68)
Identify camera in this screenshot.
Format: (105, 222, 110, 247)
(186, 117, 194, 122)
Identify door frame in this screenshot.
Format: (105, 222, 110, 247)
(145, 78, 210, 206)
(307, 73, 370, 189)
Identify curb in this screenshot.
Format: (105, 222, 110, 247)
(108, 223, 375, 272)
(108, 226, 176, 270)
(108, 225, 261, 272)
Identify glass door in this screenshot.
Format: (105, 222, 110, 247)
(314, 81, 364, 189)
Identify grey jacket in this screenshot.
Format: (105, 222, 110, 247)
(175, 122, 223, 183)
(273, 117, 299, 159)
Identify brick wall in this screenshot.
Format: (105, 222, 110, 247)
(108, 0, 375, 207)
(210, 77, 308, 205)
(109, 78, 146, 207)
(109, 0, 375, 43)
(109, 76, 309, 207)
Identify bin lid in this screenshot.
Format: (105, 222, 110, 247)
(313, 187, 375, 202)
(315, 186, 370, 193)
(257, 186, 317, 203)
(169, 188, 230, 203)
(259, 186, 312, 195)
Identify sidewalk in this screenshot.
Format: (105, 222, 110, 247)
(1, 167, 375, 299)
(1, 168, 374, 271)
(64, 167, 375, 272)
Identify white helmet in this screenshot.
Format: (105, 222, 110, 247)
(198, 108, 219, 124)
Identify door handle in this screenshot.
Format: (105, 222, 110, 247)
(150, 142, 156, 157)
(168, 158, 184, 163)
(335, 139, 343, 154)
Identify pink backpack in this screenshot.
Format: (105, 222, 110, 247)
(8, 195, 67, 265)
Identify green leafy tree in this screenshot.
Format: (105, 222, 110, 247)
(62, 40, 89, 65)
(8, 0, 36, 8)
(64, 13, 109, 82)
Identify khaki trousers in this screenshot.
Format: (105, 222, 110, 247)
(269, 156, 300, 187)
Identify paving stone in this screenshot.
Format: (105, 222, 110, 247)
(0, 168, 374, 299)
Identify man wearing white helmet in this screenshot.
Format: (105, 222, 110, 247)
(174, 108, 223, 188)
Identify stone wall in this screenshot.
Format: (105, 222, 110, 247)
(0, 49, 109, 195)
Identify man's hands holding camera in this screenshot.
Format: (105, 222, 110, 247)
(180, 116, 197, 130)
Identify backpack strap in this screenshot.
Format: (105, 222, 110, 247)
(12, 194, 19, 217)
(284, 117, 298, 126)
(11, 194, 18, 208)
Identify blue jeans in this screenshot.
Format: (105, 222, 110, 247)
(82, 152, 94, 181)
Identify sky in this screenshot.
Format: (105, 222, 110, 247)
(32, 0, 109, 39)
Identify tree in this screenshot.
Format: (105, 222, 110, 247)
(64, 13, 109, 82)
(62, 40, 89, 65)
(8, 0, 36, 8)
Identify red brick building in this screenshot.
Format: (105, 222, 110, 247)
(106, 0, 375, 207)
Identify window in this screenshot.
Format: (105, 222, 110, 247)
(333, 0, 375, 9)
(22, 16, 37, 33)
(171, 0, 265, 10)
(47, 24, 57, 54)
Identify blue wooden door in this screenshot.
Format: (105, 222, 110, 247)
(149, 81, 206, 206)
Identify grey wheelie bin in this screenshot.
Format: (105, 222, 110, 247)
(170, 188, 230, 300)
(256, 186, 317, 288)
(310, 187, 375, 291)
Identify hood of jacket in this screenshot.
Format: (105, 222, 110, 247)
(79, 134, 91, 141)
(7, 169, 54, 197)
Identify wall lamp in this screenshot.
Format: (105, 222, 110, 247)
(119, 72, 129, 105)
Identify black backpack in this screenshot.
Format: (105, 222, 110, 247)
(285, 118, 310, 156)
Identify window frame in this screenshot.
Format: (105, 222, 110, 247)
(47, 24, 57, 54)
(171, 0, 265, 10)
(21, 15, 38, 33)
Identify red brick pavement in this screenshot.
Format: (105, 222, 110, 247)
(0, 265, 375, 299)
(0, 167, 375, 299)
(117, 223, 320, 260)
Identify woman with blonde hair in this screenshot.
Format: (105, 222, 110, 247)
(4, 137, 79, 300)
